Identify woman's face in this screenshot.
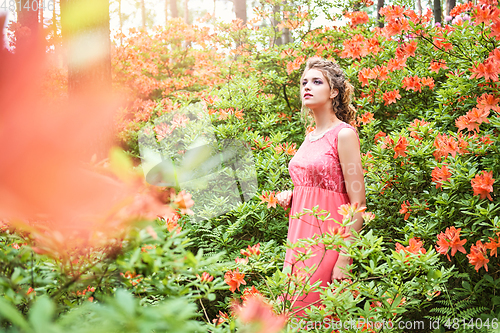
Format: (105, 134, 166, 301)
(301, 68, 337, 110)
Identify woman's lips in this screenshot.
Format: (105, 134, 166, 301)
(303, 93, 313, 98)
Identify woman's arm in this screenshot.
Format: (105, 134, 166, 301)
(332, 127, 367, 279)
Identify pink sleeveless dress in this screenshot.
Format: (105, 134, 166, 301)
(283, 121, 360, 318)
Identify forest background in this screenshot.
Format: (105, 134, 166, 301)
(0, 0, 499, 332)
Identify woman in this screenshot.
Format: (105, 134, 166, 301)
(276, 57, 366, 317)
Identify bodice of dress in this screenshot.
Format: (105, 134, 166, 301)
(288, 122, 359, 193)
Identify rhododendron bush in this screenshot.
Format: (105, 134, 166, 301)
(2, 0, 500, 332)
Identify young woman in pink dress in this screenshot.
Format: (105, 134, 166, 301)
(276, 57, 367, 318)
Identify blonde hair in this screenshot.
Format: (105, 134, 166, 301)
(299, 57, 357, 131)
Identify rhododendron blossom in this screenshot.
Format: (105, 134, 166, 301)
(467, 240, 489, 272)
(432, 165, 452, 189)
(471, 170, 495, 201)
(435, 226, 467, 261)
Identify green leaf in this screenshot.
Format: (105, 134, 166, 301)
(0, 297, 31, 331)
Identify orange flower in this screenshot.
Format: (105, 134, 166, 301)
(420, 77, 435, 90)
(476, 93, 500, 113)
(171, 190, 195, 215)
(485, 233, 500, 257)
(241, 286, 263, 302)
(471, 170, 495, 201)
(240, 243, 261, 257)
(433, 133, 461, 160)
(432, 165, 452, 189)
(473, 4, 500, 25)
(338, 202, 366, 220)
(382, 89, 401, 105)
(358, 112, 374, 124)
(286, 56, 305, 74)
(372, 65, 389, 81)
(402, 75, 422, 92)
(374, 131, 386, 143)
(435, 226, 467, 261)
(344, 11, 370, 26)
(358, 67, 376, 86)
(224, 268, 246, 292)
(399, 200, 411, 220)
(468, 107, 490, 125)
(212, 311, 229, 326)
(387, 57, 407, 71)
(231, 295, 287, 333)
(429, 60, 448, 73)
(393, 136, 408, 158)
(467, 240, 489, 272)
(197, 272, 214, 283)
(396, 237, 426, 255)
(258, 191, 278, 209)
(235, 257, 249, 264)
(470, 58, 500, 82)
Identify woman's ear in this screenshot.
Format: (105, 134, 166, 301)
(330, 88, 339, 99)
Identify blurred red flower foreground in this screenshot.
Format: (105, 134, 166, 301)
(0, 38, 177, 251)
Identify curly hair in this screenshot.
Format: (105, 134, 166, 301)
(299, 57, 357, 131)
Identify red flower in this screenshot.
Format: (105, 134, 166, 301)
(197, 272, 214, 283)
(224, 268, 247, 292)
(387, 57, 407, 71)
(231, 295, 287, 333)
(374, 131, 387, 143)
(432, 165, 452, 189)
(240, 243, 261, 257)
(358, 67, 376, 86)
(372, 65, 389, 81)
(471, 170, 495, 201)
(345, 11, 370, 26)
(470, 58, 500, 82)
(476, 93, 500, 113)
(382, 89, 401, 105)
(393, 136, 408, 158)
(396, 237, 427, 261)
(430, 60, 448, 73)
(467, 240, 489, 272)
(473, 4, 500, 26)
(485, 233, 500, 257)
(241, 286, 263, 302)
(420, 77, 435, 90)
(259, 191, 278, 208)
(435, 226, 467, 261)
(399, 200, 411, 220)
(358, 112, 374, 124)
(402, 75, 422, 92)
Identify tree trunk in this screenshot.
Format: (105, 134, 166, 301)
(282, 0, 291, 44)
(170, 0, 178, 17)
(233, 0, 247, 24)
(272, 4, 282, 46)
(377, 0, 385, 28)
(60, 0, 111, 95)
(184, 0, 189, 24)
(445, 0, 456, 16)
(433, 0, 442, 24)
(60, 0, 113, 159)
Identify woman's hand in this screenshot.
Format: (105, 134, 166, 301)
(276, 190, 293, 209)
(331, 255, 350, 281)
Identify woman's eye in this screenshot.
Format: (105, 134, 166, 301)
(302, 81, 307, 86)
(314, 80, 322, 84)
